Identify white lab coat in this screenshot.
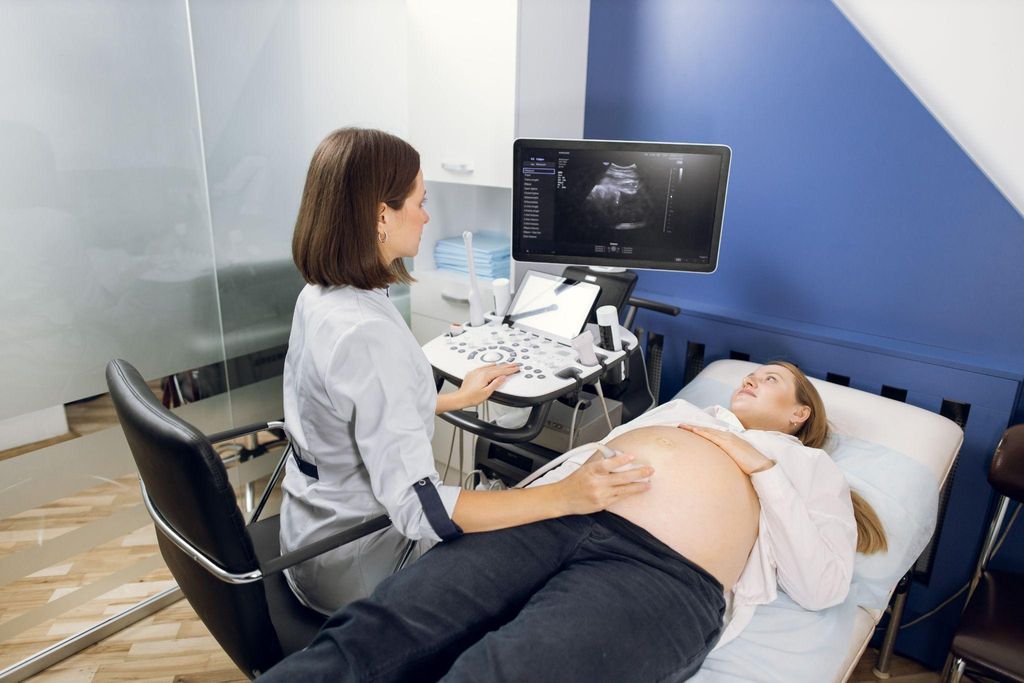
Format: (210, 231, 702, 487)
(279, 284, 463, 614)
(529, 400, 857, 648)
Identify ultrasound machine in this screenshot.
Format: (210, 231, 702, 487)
(422, 137, 731, 485)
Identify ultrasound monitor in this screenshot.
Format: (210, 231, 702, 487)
(512, 138, 731, 273)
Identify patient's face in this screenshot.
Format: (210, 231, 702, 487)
(729, 364, 809, 434)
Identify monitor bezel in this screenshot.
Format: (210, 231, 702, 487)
(512, 137, 731, 274)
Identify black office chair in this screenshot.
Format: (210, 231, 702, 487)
(945, 424, 1024, 683)
(106, 359, 392, 679)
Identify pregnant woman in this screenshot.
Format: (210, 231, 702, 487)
(260, 361, 887, 683)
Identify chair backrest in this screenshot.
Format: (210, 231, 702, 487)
(106, 359, 283, 678)
(989, 424, 1024, 503)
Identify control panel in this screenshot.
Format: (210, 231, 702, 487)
(423, 322, 628, 405)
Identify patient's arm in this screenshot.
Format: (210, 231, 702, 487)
(677, 425, 857, 607)
(739, 431, 858, 610)
(677, 424, 775, 474)
(751, 463, 857, 609)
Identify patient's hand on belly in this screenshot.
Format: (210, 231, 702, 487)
(604, 427, 760, 589)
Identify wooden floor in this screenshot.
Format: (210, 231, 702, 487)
(0, 475, 173, 670)
(0, 386, 279, 680)
(3, 389, 955, 682)
(30, 600, 241, 683)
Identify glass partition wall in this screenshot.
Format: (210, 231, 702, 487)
(0, 1, 408, 677)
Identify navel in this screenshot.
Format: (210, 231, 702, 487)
(657, 437, 673, 448)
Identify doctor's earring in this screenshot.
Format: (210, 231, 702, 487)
(378, 231, 388, 244)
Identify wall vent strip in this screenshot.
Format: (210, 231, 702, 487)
(880, 385, 909, 402)
(826, 372, 851, 387)
(683, 341, 705, 388)
(939, 399, 971, 430)
(646, 332, 666, 404)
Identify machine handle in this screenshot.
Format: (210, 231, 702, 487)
(623, 296, 681, 329)
(439, 401, 552, 444)
(626, 296, 680, 317)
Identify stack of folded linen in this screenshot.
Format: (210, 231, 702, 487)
(433, 231, 510, 279)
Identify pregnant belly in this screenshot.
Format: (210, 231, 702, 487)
(605, 426, 760, 589)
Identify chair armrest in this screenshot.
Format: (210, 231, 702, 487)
(142, 478, 391, 585)
(207, 419, 285, 445)
(258, 515, 392, 577)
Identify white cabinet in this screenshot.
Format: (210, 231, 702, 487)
(406, 0, 518, 188)
(406, 0, 590, 188)
(405, 0, 590, 468)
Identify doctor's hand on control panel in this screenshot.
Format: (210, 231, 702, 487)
(435, 362, 520, 414)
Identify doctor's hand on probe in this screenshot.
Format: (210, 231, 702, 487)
(451, 444, 652, 533)
(435, 363, 520, 414)
(555, 450, 654, 515)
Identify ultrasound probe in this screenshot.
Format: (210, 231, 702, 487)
(463, 231, 486, 327)
(594, 443, 623, 459)
(594, 443, 650, 482)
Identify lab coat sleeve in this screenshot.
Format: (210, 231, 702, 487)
(324, 318, 461, 542)
(749, 449, 857, 610)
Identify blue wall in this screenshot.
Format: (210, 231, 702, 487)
(584, 0, 1024, 668)
(585, 0, 1024, 369)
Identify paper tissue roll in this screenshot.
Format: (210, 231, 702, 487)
(492, 278, 511, 317)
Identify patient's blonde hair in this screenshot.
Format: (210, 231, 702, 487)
(769, 361, 888, 556)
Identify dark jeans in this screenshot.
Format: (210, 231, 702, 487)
(259, 512, 725, 683)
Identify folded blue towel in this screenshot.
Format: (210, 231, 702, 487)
(434, 232, 510, 258)
(434, 231, 511, 279)
(435, 263, 510, 279)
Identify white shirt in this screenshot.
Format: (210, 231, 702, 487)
(279, 284, 463, 613)
(528, 399, 857, 648)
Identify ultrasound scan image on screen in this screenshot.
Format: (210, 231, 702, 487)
(513, 139, 730, 273)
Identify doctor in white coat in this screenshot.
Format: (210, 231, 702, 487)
(280, 128, 654, 613)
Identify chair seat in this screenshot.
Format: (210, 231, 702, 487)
(248, 515, 329, 656)
(951, 570, 1024, 683)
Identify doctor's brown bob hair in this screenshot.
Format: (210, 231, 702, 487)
(292, 128, 418, 289)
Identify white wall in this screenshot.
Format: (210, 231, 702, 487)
(833, 0, 1024, 218)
